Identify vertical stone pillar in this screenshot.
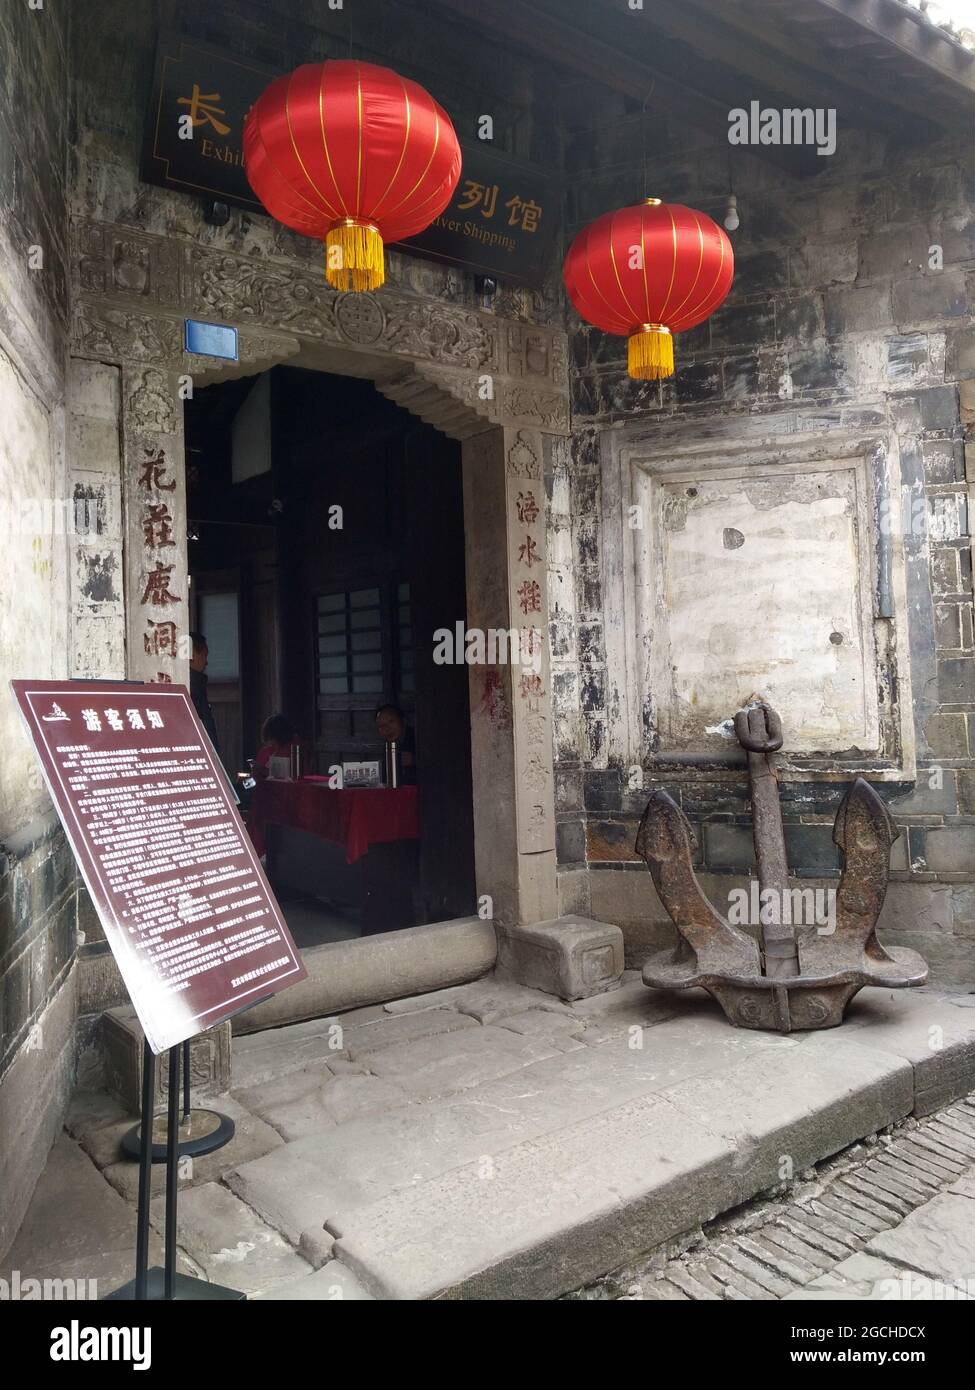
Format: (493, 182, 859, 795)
(462, 426, 557, 926)
(120, 365, 189, 688)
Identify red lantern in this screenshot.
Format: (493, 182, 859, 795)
(563, 198, 734, 380)
(244, 60, 462, 292)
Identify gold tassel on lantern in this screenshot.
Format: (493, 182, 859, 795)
(627, 323, 675, 380)
(325, 219, 385, 292)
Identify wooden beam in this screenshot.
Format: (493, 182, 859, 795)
(809, 0, 975, 93)
(430, 0, 814, 174)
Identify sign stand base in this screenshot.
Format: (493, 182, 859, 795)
(120, 1037, 235, 1160)
(120, 1108, 235, 1162)
(105, 1039, 244, 1301)
(105, 1267, 246, 1302)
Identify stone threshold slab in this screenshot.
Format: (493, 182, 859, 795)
(233, 917, 496, 1034)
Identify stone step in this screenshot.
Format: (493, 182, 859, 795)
(601, 1092, 975, 1300)
(322, 1046, 911, 1297)
(224, 990, 974, 1298)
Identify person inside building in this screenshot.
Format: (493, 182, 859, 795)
(375, 703, 416, 785)
(253, 713, 301, 779)
(189, 631, 220, 754)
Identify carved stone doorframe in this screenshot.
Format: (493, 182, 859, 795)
(69, 224, 569, 927)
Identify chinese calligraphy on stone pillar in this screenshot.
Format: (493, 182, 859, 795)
(505, 428, 555, 857)
(123, 366, 188, 688)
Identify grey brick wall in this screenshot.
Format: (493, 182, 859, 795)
(0, 817, 77, 1078)
(0, 0, 76, 1260)
(0, 0, 73, 1078)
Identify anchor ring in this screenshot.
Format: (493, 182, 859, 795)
(734, 704, 783, 753)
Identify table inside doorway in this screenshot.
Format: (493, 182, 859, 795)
(248, 778, 419, 933)
(248, 778, 419, 862)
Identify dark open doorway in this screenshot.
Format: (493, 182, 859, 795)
(184, 366, 476, 945)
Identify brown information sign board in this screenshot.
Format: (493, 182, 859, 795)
(13, 680, 306, 1054)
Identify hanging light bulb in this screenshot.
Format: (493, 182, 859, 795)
(724, 194, 740, 233)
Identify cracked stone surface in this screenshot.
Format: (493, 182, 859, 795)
(148, 1182, 311, 1295)
(5, 976, 975, 1299)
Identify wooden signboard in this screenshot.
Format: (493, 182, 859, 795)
(141, 31, 559, 288)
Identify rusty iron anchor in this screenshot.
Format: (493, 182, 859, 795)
(637, 701, 928, 1032)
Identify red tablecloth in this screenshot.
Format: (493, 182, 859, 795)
(248, 779, 418, 863)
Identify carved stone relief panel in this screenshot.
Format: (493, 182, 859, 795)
(73, 304, 182, 364)
(74, 221, 180, 308)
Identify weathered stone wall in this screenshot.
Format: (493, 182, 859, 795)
(557, 112, 975, 981)
(0, 0, 77, 1260)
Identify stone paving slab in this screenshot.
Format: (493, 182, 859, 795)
(380, 978, 574, 1023)
(223, 1007, 912, 1253)
(235, 1062, 415, 1139)
(297, 1226, 335, 1269)
(567, 974, 683, 1028)
(233, 1067, 338, 1141)
(340, 1007, 479, 1058)
(149, 1182, 311, 1296)
(252, 1258, 374, 1300)
(320, 1073, 413, 1125)
(231, 991, 970, 1298)
(493, 1009, 589, 1051)
(10, 984, 975, 1301)
(782, 1252, 937, 1301)
(328, 1094, 733, 1299)
(948, 1169, 975, 1199)
(0, 1133, 187, 1297)
(99, 1096, 284, 1201)
(658, 1035, 914, 1206)
(231, 1016, 353, 1090)
(224, 1033, 716, 1241)
(866, 1190, 975, 1281)
(361, 1024, 566, 1099)
(832, 991, 975, 1115)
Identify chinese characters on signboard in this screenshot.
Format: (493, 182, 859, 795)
(397, 156, 559, 287)
(142, 35, 268, 211)
(142, 33, 560, 288)
(14, 681, 306, 1053)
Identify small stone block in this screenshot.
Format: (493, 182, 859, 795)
(101, 1006, 231, 1112)
(495, 915, 624, 1000)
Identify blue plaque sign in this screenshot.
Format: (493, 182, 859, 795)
(185, 320, 239, 360)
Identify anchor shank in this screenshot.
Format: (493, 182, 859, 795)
(747, 748, 799, 980)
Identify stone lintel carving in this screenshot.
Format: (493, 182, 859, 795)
(72, 303, 182, 365)
(69, 222, 570, 423)
(190, 331, 302, 386)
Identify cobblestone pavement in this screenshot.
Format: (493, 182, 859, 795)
(575, 1094, 975, 1300)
